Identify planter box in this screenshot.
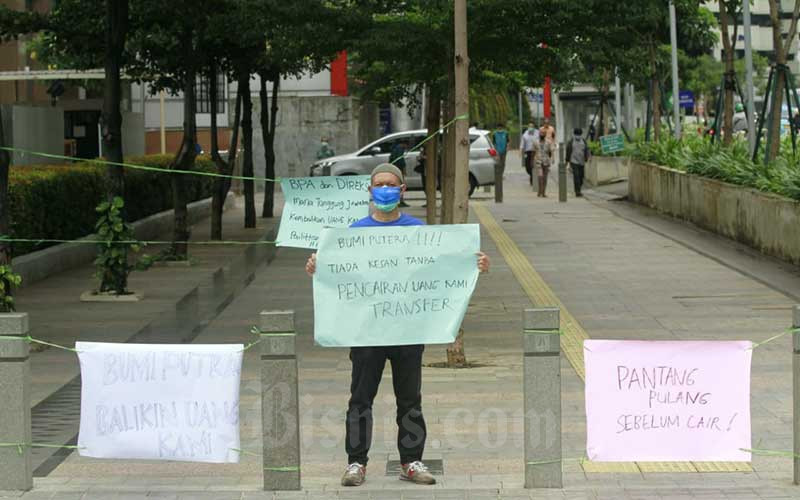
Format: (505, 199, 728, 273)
(586, 156, 630, 187)
(628, 159, 800, 265)
(11, 194, 236, 287)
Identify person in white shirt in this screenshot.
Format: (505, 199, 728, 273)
(520, 124, 540, 186)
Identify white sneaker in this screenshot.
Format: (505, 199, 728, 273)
(341, 462, 366, 486)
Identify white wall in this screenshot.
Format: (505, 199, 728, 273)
(3, 104, 65, 165)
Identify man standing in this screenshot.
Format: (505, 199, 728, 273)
(316, 137, 335, 160)
(389, 139, 410, 207)
(566, 128, 590, 197)
(520, 124, 539, 186)
(535, 127, 554, 197)
(492, 123, 509, 202)
(306, 164, 490, 487)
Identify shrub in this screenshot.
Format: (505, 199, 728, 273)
(93, 197, 152, 295)
(8, 155, 216, 257)
(631, 135, 800, 201)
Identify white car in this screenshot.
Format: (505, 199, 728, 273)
(309, 128, 498, 196)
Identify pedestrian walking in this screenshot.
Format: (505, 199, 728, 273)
(540, 118, 555, 145)
(492, 123, 509, 202)
(566, 127, 590, 197)
(493, 123, 509, 169)
(305, 163, 491, 487)
(389, 139, 410, 207)
(535, 128, 554, 197)
(520, 124, 539, 186)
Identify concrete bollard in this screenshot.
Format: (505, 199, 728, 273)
(0, 313, 32, 491)
(260, 310, 300, 491)
(794, 306, 800, 485)
(558, 143, 567, 203)
(523, 307, 562, 489)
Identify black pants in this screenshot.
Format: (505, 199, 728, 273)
(346, 345, 426, 465)
(524, 152, 534, 185)
(571, 162, 585, 194)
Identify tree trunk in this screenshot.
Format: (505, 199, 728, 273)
(102, 0, 128, 203)
(649, 41, 661, 142)
(720, 2, 735, 145)
(260, 71, 279, 218)
(452, 0, 469, 226)
(210, 67, 241, 240)
(241, 74, 256, 228)
(424, 94, 440, 224)
(169, 59, 196, 259)
(0, 106, 10, 268)
(446, 328, 467, 366)
(766, 0, 800, 161)
(600, 69, 610, 136)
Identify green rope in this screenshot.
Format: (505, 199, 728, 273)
(0, 236, 278, 247)
(0, 443, 84, 455)
(2, 113, 469, 182)
(264, 466, 300, 472)
(526, 457, 586, 466)
(390, 113, 470, 166)
(0, 147, 281, 183)
(0, 335, 78, 353)
(741, 447, 800, 458)
(241, 338, 263, 352)
(748, 328, 800, 350)
(523, 329, 565, 335)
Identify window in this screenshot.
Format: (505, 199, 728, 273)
(196, 74, 226, 114)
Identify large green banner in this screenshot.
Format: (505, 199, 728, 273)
(277, 176, 370, 249)
(313, 224, 481, 347)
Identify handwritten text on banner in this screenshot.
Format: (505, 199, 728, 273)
(77, 342, 243, 463)
(313, 224, 480, 347)
(277, 175, 371, 249)
(584, 340, 752, 462)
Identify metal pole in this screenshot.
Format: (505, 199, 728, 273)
(743, 0, 756, 155)
(518, 91, 523, 150)
(558, 143, 566, 203)
(794, 305, 800, 484)
(627, 83, 635, 132)
(669, 0, 681, 138)
(523, 308, 562, 488)
(159, 90, 166, 154)
(615, 68, 622, 133)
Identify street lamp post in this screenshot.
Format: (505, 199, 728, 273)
(743, 0, 756, 155)
(669, 0, 681, 138)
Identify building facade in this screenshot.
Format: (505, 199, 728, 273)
(707, 1, 800, 75)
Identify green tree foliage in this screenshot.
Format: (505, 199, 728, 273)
(0, 4, 53, 304)
(93, 197, 152, 296)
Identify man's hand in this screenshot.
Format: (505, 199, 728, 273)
(477, 251, 490, 273)
(305, 252, 317, 276)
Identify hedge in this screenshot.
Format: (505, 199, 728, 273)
(8, 154, 217, 257)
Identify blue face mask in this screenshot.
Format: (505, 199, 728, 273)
(372, 186, 402, 212)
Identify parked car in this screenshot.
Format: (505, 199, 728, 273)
(309, 128, 498, 196)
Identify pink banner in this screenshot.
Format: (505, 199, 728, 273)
(584, 340, 752, 462)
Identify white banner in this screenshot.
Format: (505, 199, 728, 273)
(584, 340, 752, 462)
(77, 342, 243, 463)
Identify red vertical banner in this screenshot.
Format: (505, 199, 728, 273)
(544, 76, 552, 119)
(330, 51, 348, 97)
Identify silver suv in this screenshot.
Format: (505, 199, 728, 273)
(309, 128, 498, 196)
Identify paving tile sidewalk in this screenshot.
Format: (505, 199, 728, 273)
(4, 155, 800, 498)
(16, 193, 278, 406)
